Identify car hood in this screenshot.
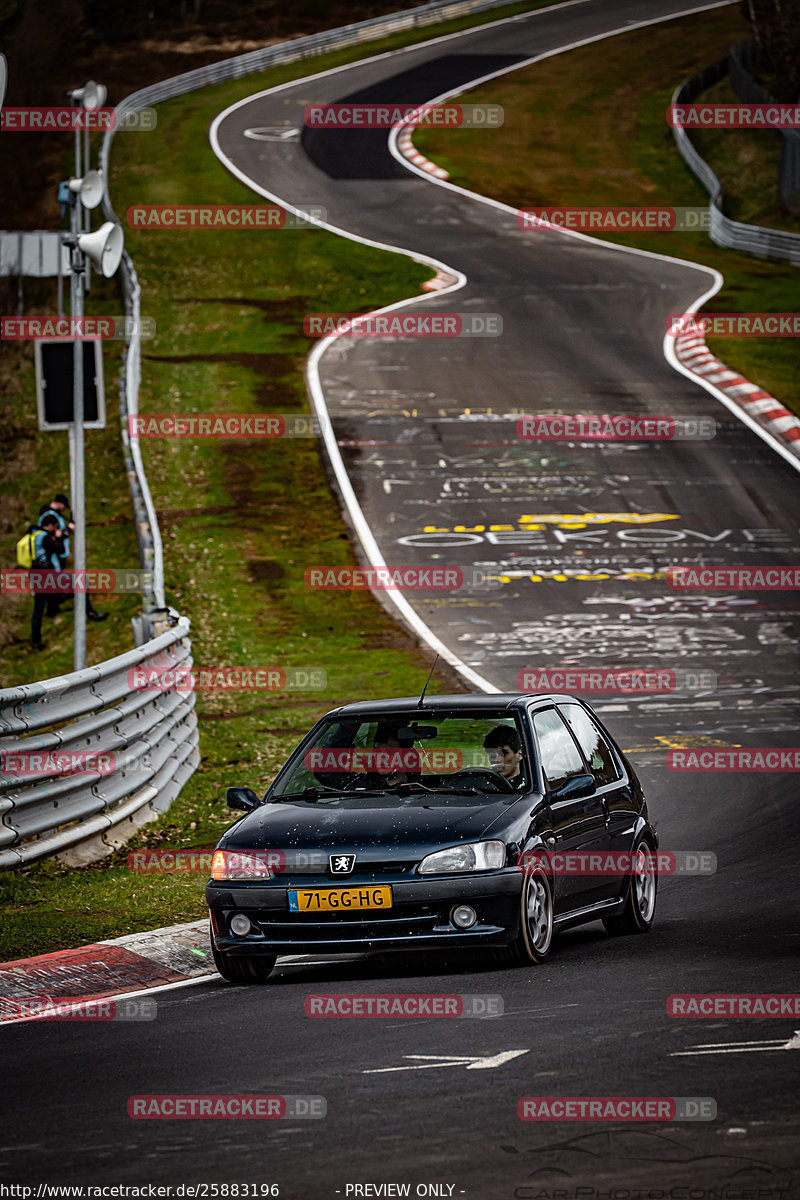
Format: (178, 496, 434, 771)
(221, 792, 523, 854)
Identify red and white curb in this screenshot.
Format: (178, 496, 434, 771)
(396, 120, 450, 181)
(674, 333, 800, 457)
(397, 123, 458, 293)
(422, 265, 461, 291)
(0, 919, 213, 1020)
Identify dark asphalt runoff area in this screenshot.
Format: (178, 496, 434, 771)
(3, 1, 799, 1197)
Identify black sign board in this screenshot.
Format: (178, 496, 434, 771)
(34, 339, 106, 430)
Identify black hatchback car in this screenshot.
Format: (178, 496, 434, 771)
(207, 694, 658, 982)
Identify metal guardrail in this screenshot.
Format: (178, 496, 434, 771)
(0, 617, 200, 867)
(1, 0, 532, 868)
(671, 62, 800, 265)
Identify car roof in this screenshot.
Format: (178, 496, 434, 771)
(325, 693, 584, 717)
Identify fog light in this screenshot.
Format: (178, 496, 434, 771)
(451, 905, 477, 929)
(230, 913, 252, 937)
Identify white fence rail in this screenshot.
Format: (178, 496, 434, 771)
(671, 62, 800, 266)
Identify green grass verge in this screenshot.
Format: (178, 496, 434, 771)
(0, 1, 596, 959)
(413, 8, 799, 412)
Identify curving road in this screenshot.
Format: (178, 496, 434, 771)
(3, 1, 799, 1196)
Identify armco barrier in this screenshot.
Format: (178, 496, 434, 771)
(671, 63, 800, 265)
(0, 616, 199, 868)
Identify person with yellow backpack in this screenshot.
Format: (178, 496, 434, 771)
(35, 494, 108, 627)
(22, 512, 62, 652)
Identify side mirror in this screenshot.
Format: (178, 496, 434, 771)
(226, 786, 259, 812)
(552, 773, 595, 801)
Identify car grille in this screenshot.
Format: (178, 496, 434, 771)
(254, 900, 444, 941)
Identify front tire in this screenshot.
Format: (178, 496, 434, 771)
(211, 924, 276, 983)
(495, 870, 554, 965)
(603, 837, 657, 936)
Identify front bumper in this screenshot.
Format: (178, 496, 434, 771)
(207, 871, 523, 956)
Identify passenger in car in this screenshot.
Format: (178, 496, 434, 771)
(483, 725, 526, 789)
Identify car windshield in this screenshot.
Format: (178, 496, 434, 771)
(271, 711, 530, 799)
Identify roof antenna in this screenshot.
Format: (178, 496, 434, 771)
(417, 654, 439, 707)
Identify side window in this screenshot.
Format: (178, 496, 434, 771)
(560, 704, 621, 786)
(532, 708, 587, 792)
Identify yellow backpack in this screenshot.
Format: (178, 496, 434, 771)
(16, 527, 38, 569)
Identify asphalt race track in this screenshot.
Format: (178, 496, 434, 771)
(3, 1, 799, 1196)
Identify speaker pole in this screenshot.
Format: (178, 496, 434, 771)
(69, 198, 87, 672)
(83, 126, 92, 292)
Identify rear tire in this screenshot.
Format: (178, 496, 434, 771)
(603, 837, 657, 936)
(494, 870, 554, 966)
(211, 924, 276, 983)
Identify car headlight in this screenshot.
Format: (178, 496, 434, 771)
(211, 849, 273, 881)
(418, 840, 505, 875)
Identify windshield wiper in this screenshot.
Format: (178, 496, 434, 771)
(427, 786, 485, 796)
(273, 785, 343, 802)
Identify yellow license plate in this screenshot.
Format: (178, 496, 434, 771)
(288, 886, 392, 912)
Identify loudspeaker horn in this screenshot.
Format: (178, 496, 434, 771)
(68, 170, 104, 210)
(70, 80, 107, 110)
(77, 222, 123, 277)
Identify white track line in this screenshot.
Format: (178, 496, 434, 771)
(209, 0, 776, 692)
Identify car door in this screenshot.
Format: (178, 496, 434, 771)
(530, 706, 611, 910)
(558, 702, 639, 901)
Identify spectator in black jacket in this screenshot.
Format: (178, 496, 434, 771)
(30, 513, 62, 650)
(38, 494, 107, 623)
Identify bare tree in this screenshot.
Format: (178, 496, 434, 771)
(742, 0, 800, 99)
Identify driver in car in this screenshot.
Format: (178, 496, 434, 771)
(483, 725, 526, 789)
(362, 722, 420, 790)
